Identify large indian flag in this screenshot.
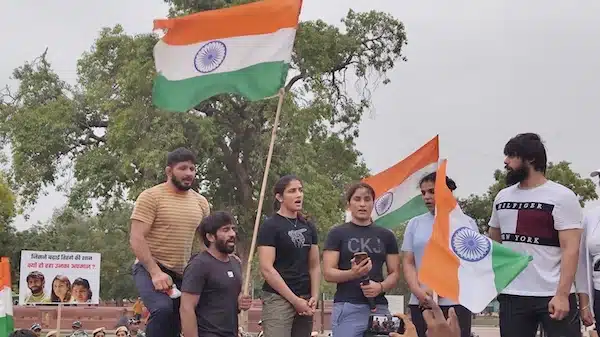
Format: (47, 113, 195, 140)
(347, 136, 439, 228)
(418, 160, 532, 313)
(0, 257, 14, 337)
(152, 0, 303, 112)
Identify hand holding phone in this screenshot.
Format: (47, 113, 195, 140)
(366, 314, 406, 336)
(351, 252, 372, 279)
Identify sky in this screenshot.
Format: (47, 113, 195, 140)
(2, 0, 600, 230)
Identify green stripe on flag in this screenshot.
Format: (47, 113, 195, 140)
(375, 195, 428, 229)
(153, 61, 289, 112)
(491, 242, 533, 292)
(0, 315, 14, 337)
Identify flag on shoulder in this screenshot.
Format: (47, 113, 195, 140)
(347, 136, 439, 229)
(0, 257, 14, 337)
(152, 0, 303, 112)
(418, 160, 532, 313)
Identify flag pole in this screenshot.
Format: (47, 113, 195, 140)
(242, 88, 285, 295)
(239, 89, 286, 331)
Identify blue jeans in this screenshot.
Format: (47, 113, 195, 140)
(331, 302, 390, 337)
(132, 263, 182, 337)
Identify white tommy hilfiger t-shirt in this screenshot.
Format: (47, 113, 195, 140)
(489, 180, 583, 296)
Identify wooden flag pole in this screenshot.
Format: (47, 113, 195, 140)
(239, 89, 286, 330)
(242, 88, 285, 295)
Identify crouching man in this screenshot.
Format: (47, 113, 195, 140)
(180, 211, 253, 337)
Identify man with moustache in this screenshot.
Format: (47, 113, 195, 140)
(488, 133, 583, 337)
(180, 211, 253, 337)
(130, 148, 211, 337)
(24, 272, 50, 304)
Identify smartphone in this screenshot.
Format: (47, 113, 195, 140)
(366, 314, 405, 336)
(353, 252, 369, 263)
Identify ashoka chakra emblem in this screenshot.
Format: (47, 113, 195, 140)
(451, 227, 491, 262)
(374, 192, 393, 216)
(194, 41, 227, 74)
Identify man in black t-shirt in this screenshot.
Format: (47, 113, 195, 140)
(180, 212, 252, 337)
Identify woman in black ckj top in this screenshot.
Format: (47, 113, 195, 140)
(257, 175, 321, 337)
(323, 182, 401, 337)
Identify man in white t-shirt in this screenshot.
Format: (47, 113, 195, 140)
(488, 133, 584, 337)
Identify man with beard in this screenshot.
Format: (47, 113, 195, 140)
(180, 211, 253, 337)
(130, 147, 211, 337)
(488, 133, 583, 337)
(24, 271, 50, 304)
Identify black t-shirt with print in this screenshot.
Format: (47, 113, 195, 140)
(324, 222, 399, 305)
(257, 214, 318, 296)
(181, 251, 242, 337)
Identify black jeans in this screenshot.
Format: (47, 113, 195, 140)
(498, 294, 581, 337)
(409, 304, 472, 337)
(132, 263, 183, 337)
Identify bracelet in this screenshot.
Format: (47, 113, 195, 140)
(379, 282, 385, 294)
(580, 304, 590, 311)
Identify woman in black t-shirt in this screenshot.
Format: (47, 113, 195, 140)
(323, 182, 401, 337)
(256, 175, 321, 337)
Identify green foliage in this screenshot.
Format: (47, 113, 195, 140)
(459, 161, 598, 233)
(0, 173, 15, 229)
(0, 1, 408, 270)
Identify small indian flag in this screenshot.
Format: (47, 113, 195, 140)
(152, 0, 303, 112)
(347, 136, 439, 228)
(0, 257, 14, 337)
(418, 160, 532, 313)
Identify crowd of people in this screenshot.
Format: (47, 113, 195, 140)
(19, 317, 147, 337)
(15, 131, 599, 337)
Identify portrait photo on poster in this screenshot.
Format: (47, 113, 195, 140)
(18, 250, 102, 305)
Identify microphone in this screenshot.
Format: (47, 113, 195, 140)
(361, 276, 377, 312)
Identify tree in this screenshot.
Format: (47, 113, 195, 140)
(0, 173, 15, 231)
(460, 161, 599, 233)
(0, 1, 408, 267)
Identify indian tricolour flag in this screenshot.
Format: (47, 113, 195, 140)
(346, 136, 439, 228)
(0, 257, 14, 337)
(152, 0, 303, 112)
(418, 160, 532, 313)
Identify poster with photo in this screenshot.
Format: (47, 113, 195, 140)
(19, 250, 101, 305)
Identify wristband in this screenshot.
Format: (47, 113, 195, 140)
(379, 282, 384, 294)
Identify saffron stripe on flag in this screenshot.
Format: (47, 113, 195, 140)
(154, 0, 303, 45)
(364, 136, 439, 197)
